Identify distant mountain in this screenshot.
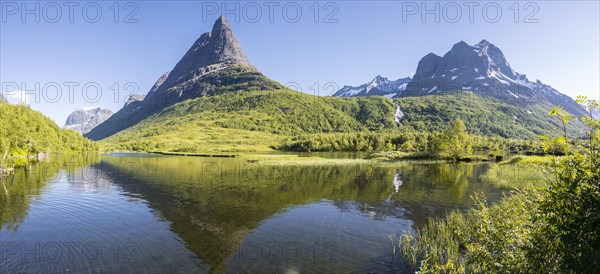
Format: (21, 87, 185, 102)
(86, 24, 590, 150)
(334, 40, 587, 118)
(85, 16, 400, 150)
(585, 105, 600, 120)
(85, 16, 282, 141)
(333, 76, 411, 97)
(63, 107, 114, 134)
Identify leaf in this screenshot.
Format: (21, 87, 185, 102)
(575, 95, 588, 104)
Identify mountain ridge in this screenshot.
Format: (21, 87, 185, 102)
(334, 39, 587, 118)
(333, 75, 411, 97)
(87, 23, 590, 151)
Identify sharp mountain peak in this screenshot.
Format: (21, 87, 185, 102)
(155, 16, 251, 92)
(85, 16, 281, 141)
(212, 15, 231, 33)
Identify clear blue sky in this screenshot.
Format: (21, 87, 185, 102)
(1, 1, 598, 124)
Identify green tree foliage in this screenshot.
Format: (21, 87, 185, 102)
(396, 96, 600, 273)
(398, 191, 541, 273)
(434, 119, 474, 160)
(0, 102, 97, 164)
(278, 122, 541, 159)
(101, 90, 399, 152)
(100, 88, 588, 153)
(531, 96, 600, 272)
(394, 92, 588, 139)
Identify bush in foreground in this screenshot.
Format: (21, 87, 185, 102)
(396, 97, 600, 273)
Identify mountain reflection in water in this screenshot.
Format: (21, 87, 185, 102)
(0, 153, 505, 273)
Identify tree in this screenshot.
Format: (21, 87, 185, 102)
(0, 137, 10, 167)
(532, 96, 600, 272)
(440, 119, 473, 160)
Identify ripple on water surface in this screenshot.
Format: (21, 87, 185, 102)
(0, 171, 205, 273)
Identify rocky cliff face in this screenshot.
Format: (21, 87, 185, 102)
(412, 53, 443, 81)
(404, 39, 586, 116)
(146, 71, 170, 98)
(151, 16, 251, 95)
(123, 94, 145, 108)
(63, 107, 114, 134)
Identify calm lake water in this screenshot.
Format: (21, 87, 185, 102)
(0, 153, 506, 273)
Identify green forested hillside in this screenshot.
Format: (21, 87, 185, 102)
(99, 89, 585, 153)
(395, 92, 588, 139)
(0, 102, 97, 160)
(100, 89, 398, 152)
(85, 65, 286, 141)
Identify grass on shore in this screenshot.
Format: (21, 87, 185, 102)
(480, 155, 557, 190)
(397, 191, 540, 273)
(100, 125, 283, 153)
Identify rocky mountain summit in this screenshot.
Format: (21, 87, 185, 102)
(85, 16, 282, 141)
(150, 16, 251, 95)
(334, 40, 587, 117)
(63, 107, 114, 134)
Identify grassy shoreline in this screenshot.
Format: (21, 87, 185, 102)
(149, 151, 240, 157)
(102, 149, 559, 171)
(104, 148, 557, 163)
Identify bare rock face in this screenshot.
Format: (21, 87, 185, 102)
(404, 39, 586, 116)
(412, 53, 443, 81)
(63, 107, 114, 134)
(146, 71, 170, 97)
(157, 16, 251, 92)
(335, 39, 587, 117)
(124, 94, 146, 107)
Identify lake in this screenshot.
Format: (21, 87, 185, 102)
(0, 153, 506, 273)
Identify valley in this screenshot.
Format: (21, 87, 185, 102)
(75, 17, 590, 156)
(1, 10, 598, 274)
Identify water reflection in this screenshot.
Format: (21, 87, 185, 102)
(393, 173, 403, 193)
(96, 156, 501, 272)
(0, 154, 100, 232)
(1, 154, 505, 273)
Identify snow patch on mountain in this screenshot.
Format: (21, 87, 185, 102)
(335, 39, 588, 118)
(332, 75, 411, 97)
